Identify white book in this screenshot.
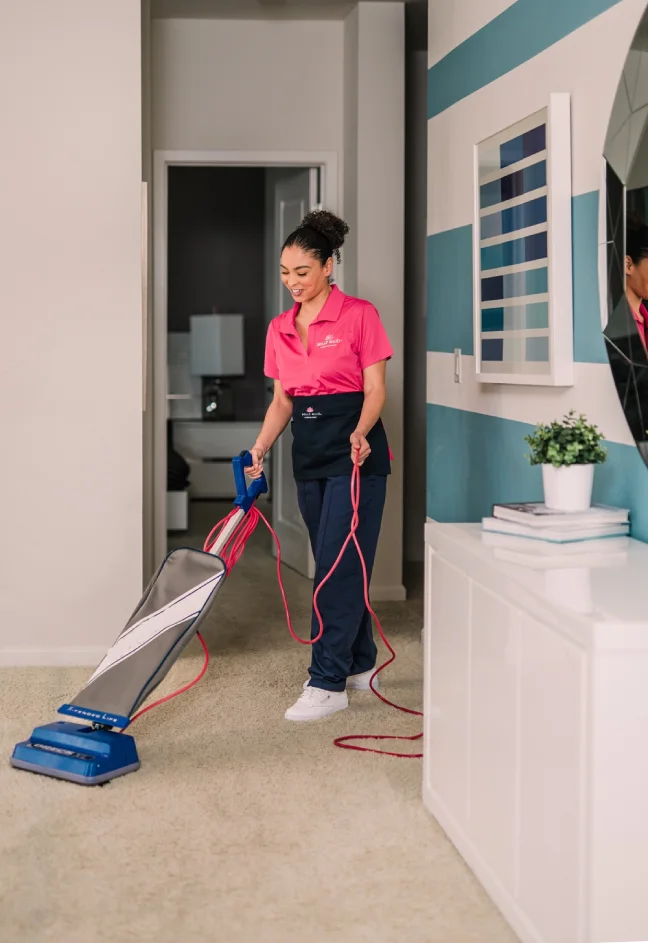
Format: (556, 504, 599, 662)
(482, 531, 630, 556)
(492, 502, 629, 529)
(481, 516, 629, 543)
(491, 547, 629, 569)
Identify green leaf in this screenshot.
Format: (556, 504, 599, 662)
(523, 410, 607, 467)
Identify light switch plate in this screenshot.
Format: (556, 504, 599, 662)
(454, 348, 462, 383)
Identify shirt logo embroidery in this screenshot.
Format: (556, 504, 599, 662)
(316, 333, 342, 349)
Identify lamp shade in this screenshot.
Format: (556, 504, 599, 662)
(189, 314, 245, 377)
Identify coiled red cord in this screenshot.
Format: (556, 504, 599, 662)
(130, 464, 422, 758)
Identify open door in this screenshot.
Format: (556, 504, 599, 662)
(267, 168, 319, 578)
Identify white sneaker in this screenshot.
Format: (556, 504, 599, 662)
(285, 686, 348, 722)
(303, 669, 379, 692)
(346, 669, 379, 691)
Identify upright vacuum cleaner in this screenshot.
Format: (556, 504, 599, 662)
(10, 452, 267, 786)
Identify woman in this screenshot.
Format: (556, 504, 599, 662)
(604, 214, 648, 453)
(625, 215, 648, 354)
(246, 210, 393, 722)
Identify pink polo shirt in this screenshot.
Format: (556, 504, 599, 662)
(633, 302, 648, 352)
(264, 285, 393, 396)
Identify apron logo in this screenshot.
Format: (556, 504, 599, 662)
(316, 333, 342, 349)
(302, 405, 322, 419)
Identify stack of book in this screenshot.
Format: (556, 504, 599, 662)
(481, 502, 630, 568)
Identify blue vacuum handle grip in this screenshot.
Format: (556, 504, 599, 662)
(232, 451, 268, 512)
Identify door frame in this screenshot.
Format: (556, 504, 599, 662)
(151, 149, 340, 569)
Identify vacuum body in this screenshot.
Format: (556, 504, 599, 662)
(10, 452, 267, 785)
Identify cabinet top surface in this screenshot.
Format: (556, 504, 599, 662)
(426, 522, 648, 645)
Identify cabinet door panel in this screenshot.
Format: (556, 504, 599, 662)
(469, 584, 519, 896)
(518, 613, 585, 943)
(426, 554, 471, 829)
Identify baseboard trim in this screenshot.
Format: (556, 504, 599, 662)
(0, 582, 408, 666)
(370, 584, 407, 602)
(0, 648, 106, 667)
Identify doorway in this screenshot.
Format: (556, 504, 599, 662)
(152, 150, 339, 579)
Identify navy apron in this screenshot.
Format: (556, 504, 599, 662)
(290, 392, 391, 481)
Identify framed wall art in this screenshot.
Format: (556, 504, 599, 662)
(473, 93, 574, 385)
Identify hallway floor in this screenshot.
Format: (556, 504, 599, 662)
(0, 500, 518, 942)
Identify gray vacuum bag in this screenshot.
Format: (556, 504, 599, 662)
(61, 548, 227, 726)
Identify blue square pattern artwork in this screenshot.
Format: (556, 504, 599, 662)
(480, 195, 547, 240)
(499, 123, 546, 170)
(482, 338, 504, 361)
(477, 118, 550, 369)
(479, 160, 546, 211)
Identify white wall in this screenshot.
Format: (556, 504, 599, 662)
(143, 0, 156, 584)
(151, 18, 345, 156)
(0, 1, 143, 664)
(343, 6, 360, 298)
(345, 2, 406, 597)
(428, 0, 517, 67)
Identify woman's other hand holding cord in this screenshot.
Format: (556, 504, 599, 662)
(350, 360, 387, 465)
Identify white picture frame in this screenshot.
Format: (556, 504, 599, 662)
(472, 93, 574, 386)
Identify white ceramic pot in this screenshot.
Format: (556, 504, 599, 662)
(541, 463, 595, 512)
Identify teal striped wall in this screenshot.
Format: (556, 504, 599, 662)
(426, 0, 648, 541)
(427, 405, 648, 541)
(428, 0, 624, 118)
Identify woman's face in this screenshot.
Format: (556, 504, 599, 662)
(626, 254, 648, 302)
(280, 246, 332, 305)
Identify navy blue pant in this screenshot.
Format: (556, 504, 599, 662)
(296, 475, 387, 692)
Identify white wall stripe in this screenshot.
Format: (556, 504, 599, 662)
(428, 0, 519, 69)
(426, 351, 635, 447)
(427, 1, 642, 236)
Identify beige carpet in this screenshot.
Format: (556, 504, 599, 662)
(0, 502, 517, 943)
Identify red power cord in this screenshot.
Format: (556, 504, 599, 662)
(130, 462, 422, 758)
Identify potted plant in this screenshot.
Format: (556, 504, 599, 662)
(524, 410, 607, 512)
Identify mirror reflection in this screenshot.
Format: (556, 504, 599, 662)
(603, 11, 648, 466)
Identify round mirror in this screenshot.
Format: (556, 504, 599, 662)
(603, 9, 648, 466)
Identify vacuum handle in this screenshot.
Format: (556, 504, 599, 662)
(232, 451, 268, 512)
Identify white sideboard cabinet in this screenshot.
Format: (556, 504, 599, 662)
(423, 521, 648, 943)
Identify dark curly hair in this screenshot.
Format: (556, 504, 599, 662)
(627, 212, 648, 265)
(282, 209, 349, 265)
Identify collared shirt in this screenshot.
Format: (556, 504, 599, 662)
(263, 285, 393, 397)
(633, 302, 648, 352)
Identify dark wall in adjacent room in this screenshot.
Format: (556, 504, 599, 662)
(167, 166, 266, 421)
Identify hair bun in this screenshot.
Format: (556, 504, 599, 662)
(299, 210, 349, 253)
(627, 211, 645, 232)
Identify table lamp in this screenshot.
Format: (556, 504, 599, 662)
(189, 314, 245, 421)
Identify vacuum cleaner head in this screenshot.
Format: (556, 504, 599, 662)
(11, 722, 139, 786)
